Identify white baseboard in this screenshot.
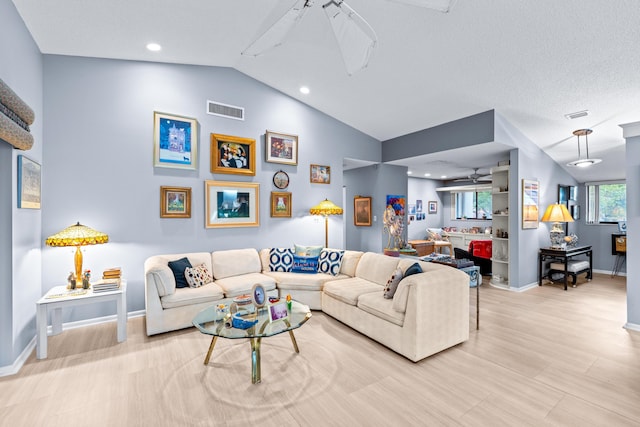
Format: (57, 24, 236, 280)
(0, 310, 146, 377)
(624, 322, 640, 332)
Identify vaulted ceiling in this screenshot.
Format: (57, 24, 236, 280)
(13, 0, 640, 182)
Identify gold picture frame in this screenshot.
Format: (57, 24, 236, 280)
(160, 186, 192, 218)
(271, 191, 292, 218)
(354, 196, 372, 226)
(210, 133, 256, 176)
(205, 180, 259, 228)
(310, 164, 330, 184)
(265, 130, 298, 165)
(153, 111, 198, 170)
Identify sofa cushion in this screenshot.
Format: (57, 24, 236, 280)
(340, 250, 364, 276)
(323, 277, 382, 306)
(292, 255, 319, 273)
(211, 248, 261, 279)
(294, 244, 323, 257)
(354, 252, 400, 286)
(160, 283, 225, 309)
(403, 262, 423, 278)
(318, 249, 344, 276)
(214, 273, 277, 297)
(168, 257, 193, 289)
(185, 263, 213, 288)
(269, 248, 294, 272)
(383, 267, 403, 299)
(263, 271, 347, 291)
(357, 291, 405, 327)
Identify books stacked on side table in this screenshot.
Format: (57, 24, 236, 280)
(92, 267, 122, 293)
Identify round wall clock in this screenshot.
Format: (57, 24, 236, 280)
(273, 170, 290, 189)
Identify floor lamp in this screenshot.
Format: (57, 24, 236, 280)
(309, 198, 343, 248)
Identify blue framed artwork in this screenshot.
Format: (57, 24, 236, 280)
(153, 111, 198, 170)
(17, 155, 41, 209)
(386, 195, 405, 216)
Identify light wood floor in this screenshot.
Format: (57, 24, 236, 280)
(1, 273, 638, 426)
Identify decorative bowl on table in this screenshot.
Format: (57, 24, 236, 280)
(233, 294, 252, 306)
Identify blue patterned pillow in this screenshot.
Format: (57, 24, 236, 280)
(291, 255, 319, 274)
(318, 249, 345, 275)
(269, 248, 294, 272)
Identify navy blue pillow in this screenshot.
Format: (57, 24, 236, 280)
(168, 257, 193, 289)
(403, 262, 423, 279)
(291, 255, 319, 274)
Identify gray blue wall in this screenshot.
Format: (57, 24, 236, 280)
(0, 0, 43, 369)
(344, 164, 407, 252)
(41, 55, 380, 323)
(622, 128, 639, 328)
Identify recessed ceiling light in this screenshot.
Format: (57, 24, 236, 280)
(424, 173, 431, 177)
(441, 175, 447, 179)
(299, 86, 310, 95)
(146, 43, 162, 52)
(407, 171, 412, 175)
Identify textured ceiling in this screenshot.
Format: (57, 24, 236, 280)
(12, 0, 640, 182)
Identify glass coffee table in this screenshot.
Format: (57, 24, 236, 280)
(192, 298, 312, 384)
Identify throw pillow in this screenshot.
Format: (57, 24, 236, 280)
(427, 229, 443, 241)
(318, 249, 345, 275)
(294, 244, 323, 257)
(269, 248, 294, 272)
(168, 257, 193, 289)
(291, 255, 319, 274)
(184, 263, 213, 288)
(403, 262, 423, 279)
(383, 267, 403, 299)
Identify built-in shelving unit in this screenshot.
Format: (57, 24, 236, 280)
(490, 165, 510, 288)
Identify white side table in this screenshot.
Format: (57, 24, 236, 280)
(35, 280, 127, 359)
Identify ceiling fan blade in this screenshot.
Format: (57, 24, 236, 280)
(323, 1, 377, 75)
(388, 0, 457, 13)
(242, 0, 313, 57)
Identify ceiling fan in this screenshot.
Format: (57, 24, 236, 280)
(453, 167, 492, 184)
(241, 0, 457, 75)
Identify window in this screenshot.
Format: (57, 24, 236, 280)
(586, 181, 626, 224)
(452, 190, 492, 220)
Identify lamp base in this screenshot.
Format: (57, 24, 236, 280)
(549, 229, 566, 249)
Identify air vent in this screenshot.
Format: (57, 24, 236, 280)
(564, 110, 589, 120)
(207, 100, 244, 121)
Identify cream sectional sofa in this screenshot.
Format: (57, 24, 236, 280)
(144, 247, 469, 362)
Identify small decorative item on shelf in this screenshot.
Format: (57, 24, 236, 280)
(286, 294, 292, 312)
(67, 272, 76, 290)
(82, 269, 91, 289)
(564, 234, 578, 248)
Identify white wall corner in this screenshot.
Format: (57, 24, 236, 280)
(619, 121, 640, 139)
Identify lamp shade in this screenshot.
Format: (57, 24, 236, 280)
(309, 199, 343, 216)
(540, 203, 574, 224)
(45, 222, 109, 247)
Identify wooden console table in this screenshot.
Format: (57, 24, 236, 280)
(538, 246, 592, 291)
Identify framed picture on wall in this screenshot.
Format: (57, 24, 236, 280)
(270, 191, 292, 218)
(205, 180, 259, 228)
(428, 201, 437, 214)
(17, 155, 41, 209)
(522, 179, 539, 229)
(210, 133, 256, 176)
(310, 164, 330, 184)
(265, 130, 298, 165)
(153, 111, 198, 170)
(354, 196, 372, 226)
(160, 186, 191, 218)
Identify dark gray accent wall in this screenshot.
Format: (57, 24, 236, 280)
(344, 164, 408, 252)
(41, 55, 380, 323)
(0, 0, 43, 369)
(382, 110, 496, 162)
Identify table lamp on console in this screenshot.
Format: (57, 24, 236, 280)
(45, 222, 109, 286)
(541, 203, 574, 249)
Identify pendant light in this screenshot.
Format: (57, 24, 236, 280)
(566, 129, 602, 168)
